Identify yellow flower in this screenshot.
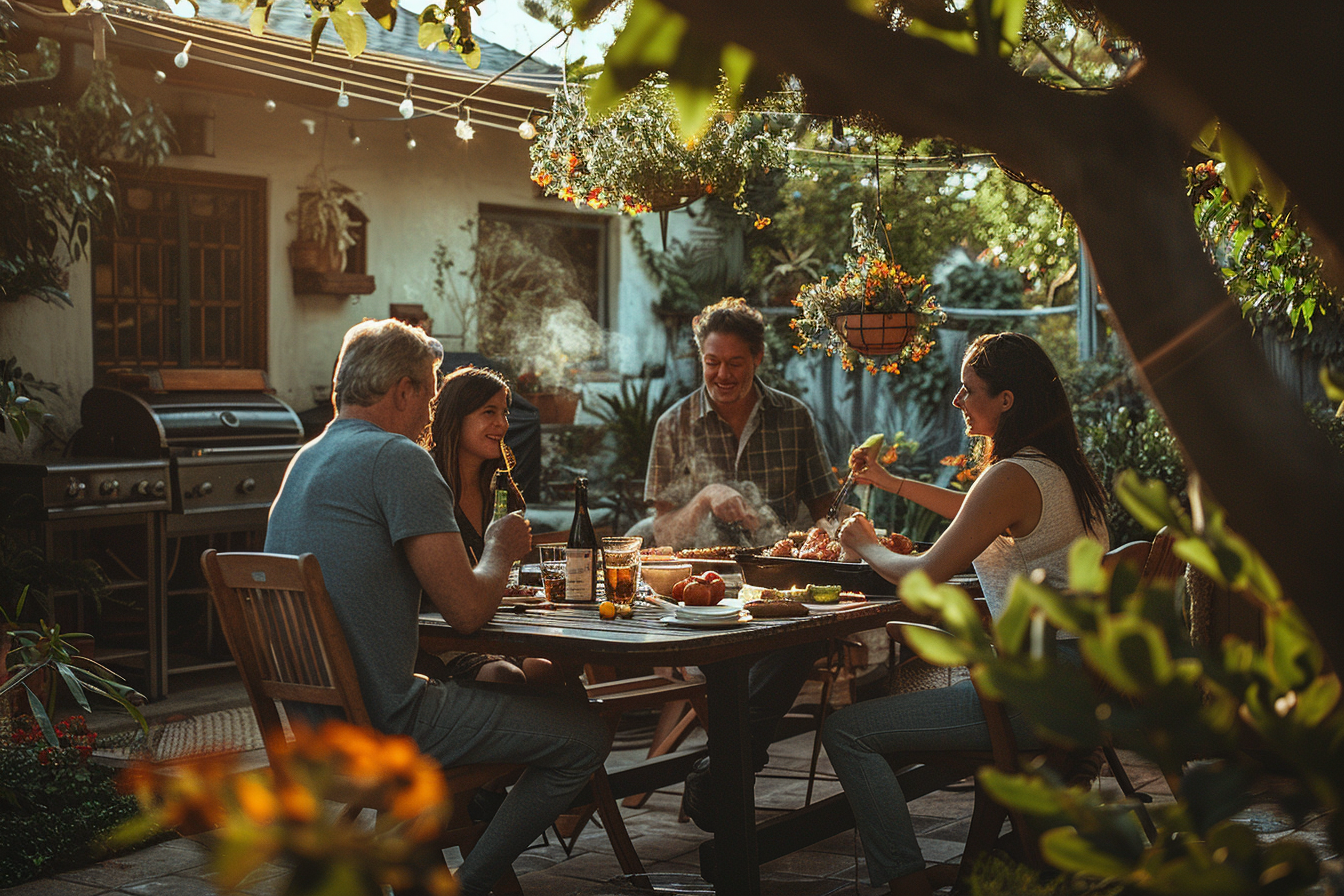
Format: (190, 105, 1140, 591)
(234, 775, 280, 826)
(753, 215, 771, 230)
(278, 781, 320, 823)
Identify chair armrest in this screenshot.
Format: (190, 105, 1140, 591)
(885, 620, 949, 646)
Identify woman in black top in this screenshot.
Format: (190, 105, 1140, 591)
(423, 366, 549, 683)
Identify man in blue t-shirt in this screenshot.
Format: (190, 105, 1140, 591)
(267, 319, 608, 896)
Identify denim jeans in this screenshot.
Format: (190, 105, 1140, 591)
(411, 677, 609, 896)
(821, 641, 1079, 886)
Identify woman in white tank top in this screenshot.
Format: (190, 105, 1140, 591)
(826, 332, 1109, 895)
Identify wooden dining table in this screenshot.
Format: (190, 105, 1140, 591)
(419, 591, 961, 895)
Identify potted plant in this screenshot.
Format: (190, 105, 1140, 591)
(515, 372, 581, 426)
(790, 204, 946, 375)
(528, 75, 793, 219)
(287, 168, 363, 273)
(2, 586, 147, 743)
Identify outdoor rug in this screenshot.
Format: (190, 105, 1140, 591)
(94, 706, 265, 763)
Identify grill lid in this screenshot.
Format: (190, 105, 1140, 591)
(76, 387, 305, 458)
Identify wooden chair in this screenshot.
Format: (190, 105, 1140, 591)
(882, 612, 1102, 886)
(878, 533, 1188, 886)
(201, 549, 647, 895)
(803, 636, 868, 806)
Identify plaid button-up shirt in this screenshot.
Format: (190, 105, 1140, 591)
(644, 379, 835, 537)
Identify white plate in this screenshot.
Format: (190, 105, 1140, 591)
(672, 598, 744, 619)
(658, 612, 754, 628)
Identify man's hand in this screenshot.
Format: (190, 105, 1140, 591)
(699, 483, 760, 532)
(484, 510, 532, 562)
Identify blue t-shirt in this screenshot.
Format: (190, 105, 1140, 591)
(265, 417, 458, 733)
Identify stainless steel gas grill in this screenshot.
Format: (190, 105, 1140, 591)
(67, 370, 307, 694)
(0, 457, 171, 698)
(74, 382, 304, 535)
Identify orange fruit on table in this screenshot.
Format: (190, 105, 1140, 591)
(598, 600, 617, 619)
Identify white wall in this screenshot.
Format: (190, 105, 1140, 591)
(0, 68, 673, 458)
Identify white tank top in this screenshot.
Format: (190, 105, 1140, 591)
(972, 450, 1109, 620)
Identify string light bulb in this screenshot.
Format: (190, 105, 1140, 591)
(173, 39, 191, 69)
(455, 107, 474, 141)
(404, 125, 416, 150)
(153, 69, 166, 84)
(398, 72, 414, 119)
(517, 115, 537, 140)
(348, 123, 361, 147)
(336, 81, 349, 108)
(264, 98, 276, 113)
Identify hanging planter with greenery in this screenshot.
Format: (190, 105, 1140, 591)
(528, 75, 792, 218)
(791, 204, 946, 375)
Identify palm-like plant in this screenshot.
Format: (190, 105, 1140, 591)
(2, 587, 147, 746)
(588, 379, 678, 481)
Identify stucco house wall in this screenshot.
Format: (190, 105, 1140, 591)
(0, 66, 673, 460)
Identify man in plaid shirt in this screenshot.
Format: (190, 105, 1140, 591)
(642, 299, 844, 832)
(645, 299, 840, 549)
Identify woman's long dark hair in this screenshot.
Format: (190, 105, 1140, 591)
(428, 366, 523, 533)
(965, 332, 1106, 535)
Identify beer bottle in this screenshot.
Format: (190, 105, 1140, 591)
(566, 477, 597, 601)
(489, 470, 511, 524)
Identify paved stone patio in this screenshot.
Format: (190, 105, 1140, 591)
(8, 669, 1332, 896)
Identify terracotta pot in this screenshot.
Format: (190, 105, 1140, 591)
(529, 389, 580, 425)
(836, 312, 917, 356)
(289, 240, 344, 273)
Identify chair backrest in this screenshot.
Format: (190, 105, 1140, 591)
(1102, 528, 1184, 586)
(201, 550, 371, 758)
(1142, 528, 1184, 584)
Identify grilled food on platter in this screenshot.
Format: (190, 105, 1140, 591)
(765, 526, 915, 562)
(673, 545, 741, 560)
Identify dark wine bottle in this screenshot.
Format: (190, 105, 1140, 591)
(566, 477, 597, 601)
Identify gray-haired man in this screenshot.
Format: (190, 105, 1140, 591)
(267, 319, 608, 896)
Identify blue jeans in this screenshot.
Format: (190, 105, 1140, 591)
(411, 678, 609, 896)
(822, 642, 1079, 886)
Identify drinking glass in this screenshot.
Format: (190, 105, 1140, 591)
(539, 544, 568, 602)
(601, 536, 642, 610)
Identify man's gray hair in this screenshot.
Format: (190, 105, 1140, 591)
(333, 319, 444, 410)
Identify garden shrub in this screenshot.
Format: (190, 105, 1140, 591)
(1081, 405, 1187, 545)
(0, 715, 141, 887)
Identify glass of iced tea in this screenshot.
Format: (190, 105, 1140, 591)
(601, 536, 642, 611)
(539, 544, 568, 603)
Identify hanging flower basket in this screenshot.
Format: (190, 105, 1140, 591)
(528, 77, 793, 218)
(791, 207, 945, 375)
(835, 312, 919, 356)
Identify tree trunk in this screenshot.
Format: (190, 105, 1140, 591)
(654, 0, 1344, 662)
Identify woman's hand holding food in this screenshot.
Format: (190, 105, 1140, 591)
(837, 512, 879, 558)
(848, 446, 902, 493)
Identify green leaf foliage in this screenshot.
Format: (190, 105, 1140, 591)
(900, 474, 1342, 893)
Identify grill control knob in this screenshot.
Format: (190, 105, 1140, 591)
(197, 481, 214, 497)
(153, 480, 167, 497)
(134, 480, 150, 496)
(237, 477, 257, 495)
(99, 479, 120, 496)
(66, 477, 86, 499)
